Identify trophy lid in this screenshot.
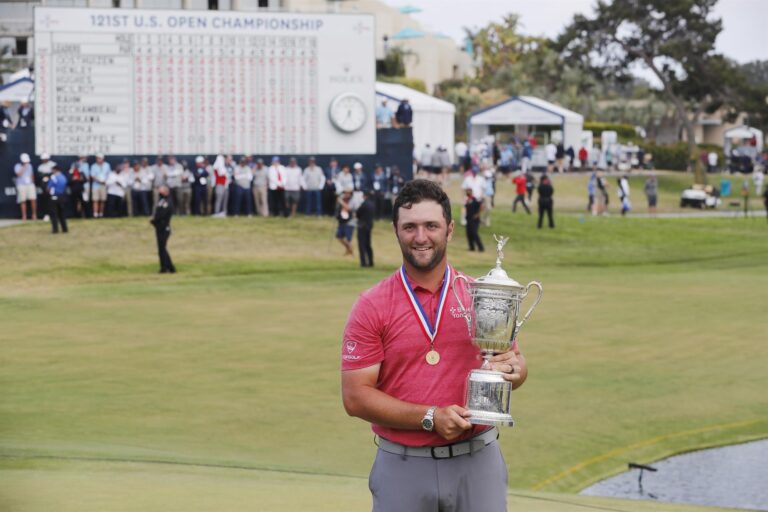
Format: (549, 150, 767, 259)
(472, 235, 525, 290)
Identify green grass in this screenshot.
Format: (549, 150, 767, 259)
(1, 176, 766, 511)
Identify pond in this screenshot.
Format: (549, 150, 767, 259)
(580, 439, 768, 511)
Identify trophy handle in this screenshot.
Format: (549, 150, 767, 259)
(516, 281, 543, 333)
(452, 274, 472, 336)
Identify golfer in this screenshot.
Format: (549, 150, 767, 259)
(341, 180, 528, 511)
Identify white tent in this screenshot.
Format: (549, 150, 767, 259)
(0, 78, 34, 103)
(467, 96, 584, 151)
(375, 81, 455, 160)
(724, 125, 763, 154)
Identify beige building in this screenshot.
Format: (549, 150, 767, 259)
(2, 0, 474, 92)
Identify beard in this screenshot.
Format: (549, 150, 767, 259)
(397, 236, 447, 272)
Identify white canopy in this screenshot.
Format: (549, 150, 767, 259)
(468, 96, 584, 151)
(0, 78, 34, 103)
(724, 125, 763, 153)
(376, 81, 455, 160)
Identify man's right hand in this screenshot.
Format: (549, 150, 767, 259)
(434, 405, 472, 441)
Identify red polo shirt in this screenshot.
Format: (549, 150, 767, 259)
(342, 265, 515, 447)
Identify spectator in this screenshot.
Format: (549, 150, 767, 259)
(618, 174, 631, 216)
(578, 146, 589, 170)
(512, 171, 531, 214)
(129, 161, 144, 216)
(375, 99, 394, 128)
(37, 153, 56, 220)
(16, 100, 33, 129)
(595, 171, 609, 215)
(211, 155, 231, 217)
(323, 157, 341, 216)
(419, 143, 434, 175)
(283, 157, 303, 218)
(178, 160, 193, 216)
(482, 165, 495, 226)
(389, 166, 405, 208)
(138, 159, 155, 216)
(537, 175, 555, 229)
(302, 156, 325, 217)
(335, 164, 354, 196)
(707, 151, 718, 173)
(461, 165, 485, 202)
(351, 162, 366, 204)
(587, 171, 596, 212)
(566, 145, 575, 169)
(434, 145, 452, 184)
(464, 187, 484, 252)
(0, 100, 12, 136)
(87, 153, 110, 218)
(150, 156, 167, 209)
(499, 144, 514, 175)
(105, 161, 129, 217)
(356, 190, 375, 267)
(232, 156, 253, 216)
(753, 169, 764, 196)
(545, 141, 557, 173)
(192, 156, 210, 216)
(395, 98, 413, 127)
(252, 158, 269, 217)
(14, 153, 37, 220)
(47, 164, 68, 234)
(68, 155, 87, 218)
(521, 140, 533, 173)
(267, 156, 286, 217)
(336, 189, 355, 256)
(370, 164, 388, 220)
(165, 155, 183, 213)
(555, 143, 565, 173)
(525, 170, 536, 201)
(644, 173, 658, 215)
(455, 140, 469, 169)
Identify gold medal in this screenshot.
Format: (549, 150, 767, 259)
(426, 350, 440, 365)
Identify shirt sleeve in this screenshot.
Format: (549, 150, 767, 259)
(341, 294, 385, 371)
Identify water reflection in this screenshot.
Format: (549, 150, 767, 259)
(581, 439, 768, 511)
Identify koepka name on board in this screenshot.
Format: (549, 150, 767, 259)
(89, 13, 324, 32)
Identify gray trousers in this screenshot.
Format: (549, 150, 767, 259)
(369, 441, 507, 512)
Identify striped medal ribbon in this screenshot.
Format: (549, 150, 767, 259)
(398, 264, 451, 365)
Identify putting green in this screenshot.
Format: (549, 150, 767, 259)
(1, 174, 765, 511)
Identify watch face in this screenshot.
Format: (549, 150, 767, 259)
(422, 418, 434, 431)
(329, 93, 367, 133)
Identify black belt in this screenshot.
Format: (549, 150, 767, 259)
(376, 427, 498, 459)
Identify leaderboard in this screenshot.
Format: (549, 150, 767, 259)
(34, 8, 375, 156)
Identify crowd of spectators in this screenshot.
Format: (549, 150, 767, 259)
(11, 152, 408, 223)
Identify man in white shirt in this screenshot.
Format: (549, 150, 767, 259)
(461, 165, 486, 200)
(420, 143, 434, 174)
(545, 142, 557, 173)
(233, 156, 253, 216)
(267, 156, 287, 217)
(165, 155, 183, 213)
(14, 153, 37, 220)
(105, 161, 129, 217)
(302, 156, 325, 217)
(283, 157, 303, 218)
(707, 151, 718, 174)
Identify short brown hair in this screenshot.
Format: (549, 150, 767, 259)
(392, 180, 452, 226)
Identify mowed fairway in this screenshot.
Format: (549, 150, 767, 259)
(1, 174, 767, 511)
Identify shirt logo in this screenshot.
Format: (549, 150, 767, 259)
(450, 306, 467, 319)
(342, 340, 361, 361)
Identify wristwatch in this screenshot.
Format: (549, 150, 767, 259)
(421, 406, 437, 432)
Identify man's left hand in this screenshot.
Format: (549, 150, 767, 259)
(488, 349, 526, 386)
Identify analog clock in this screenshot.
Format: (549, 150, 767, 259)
(328, 93, 367, 133)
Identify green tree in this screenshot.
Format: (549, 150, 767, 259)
(557, 0, 739, 183)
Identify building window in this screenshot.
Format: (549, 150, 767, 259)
(208, 0, 218, 9)
(258, 0, 268, 7)
(16, 38, 28, 57)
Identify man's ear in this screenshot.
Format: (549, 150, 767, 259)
(446, 220, 455, 242)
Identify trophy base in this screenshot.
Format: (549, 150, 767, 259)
(467, 410, 515, 427)
(465, 369, 515, 428)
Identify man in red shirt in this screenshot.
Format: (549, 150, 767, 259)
(341, 180, 528, 511)
(512, 171, 531, 214)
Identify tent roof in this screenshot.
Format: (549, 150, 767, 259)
(468, 96, 583, 126)
(724, 125, 763, 139)
(375, 81, 455, 114)
(392, 27, 425, 39)
(0, 77, 34, 103)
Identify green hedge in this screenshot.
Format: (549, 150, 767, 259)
(584, 121, 637, 139)
(640, 142, 726, 171)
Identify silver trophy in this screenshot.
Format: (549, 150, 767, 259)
(453, 235, 542, 426)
